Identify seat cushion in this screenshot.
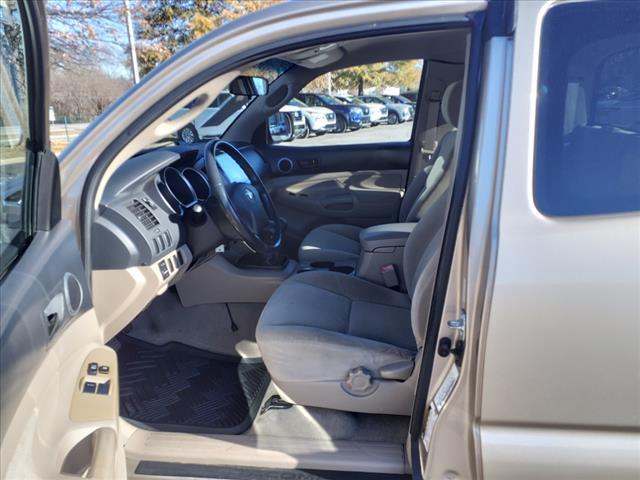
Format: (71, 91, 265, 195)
(256, 270, 415, 384)
(298, 224, 363, 265)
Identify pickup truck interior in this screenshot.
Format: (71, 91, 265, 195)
(87, 27, 468, 476)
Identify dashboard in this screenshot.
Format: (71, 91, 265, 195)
(92, 142, 270, 273)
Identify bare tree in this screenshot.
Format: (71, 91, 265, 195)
(46, 0, 129, 70)
(50, 67, 132, 120)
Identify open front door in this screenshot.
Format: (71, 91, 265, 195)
(0, 1, 126, 478)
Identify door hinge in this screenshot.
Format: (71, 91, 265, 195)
(447, 310, 466, 340)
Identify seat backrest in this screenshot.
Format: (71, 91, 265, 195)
(398, 81, 462, 223)
(401, 81, 462, 344)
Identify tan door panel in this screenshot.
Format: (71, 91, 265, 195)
(2, 310, 127, 479)
(269, 170, 407, 246)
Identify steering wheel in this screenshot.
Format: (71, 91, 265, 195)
(205, 140, 282, 254)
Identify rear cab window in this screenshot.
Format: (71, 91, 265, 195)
(534, 1, 640, 216)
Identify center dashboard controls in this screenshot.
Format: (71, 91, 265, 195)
(159, 259, 170, 280)
(156, 245, 191, 283)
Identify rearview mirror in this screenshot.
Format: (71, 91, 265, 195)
(229, 76, 269, 96)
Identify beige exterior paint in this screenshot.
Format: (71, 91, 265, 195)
(478, 1, 640, 478)
(417, 3, 639, 478)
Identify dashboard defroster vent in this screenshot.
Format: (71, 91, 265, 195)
(127, 199, 159, 230)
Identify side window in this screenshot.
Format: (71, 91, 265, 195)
(268, 60, 423, 146)
(0, 0, 31, 274)
(534, 2, 640, 216)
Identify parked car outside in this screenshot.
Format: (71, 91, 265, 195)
(383, 93, 416, 109)
(288, 98, 336, 135)
(359, 94, 413, 124)
(401, 90, 418, 103)
(335, 95, 388, 125)
(174, 92, 238, 143)
(297, 92, 364, 133)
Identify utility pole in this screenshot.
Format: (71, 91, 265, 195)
(123, 0, 140, 84)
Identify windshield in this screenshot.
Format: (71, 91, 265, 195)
(346, 97, 364, 104)
(317, 94, 343, 105)
(165, 58, 292, 146)
(289, 98, 308, 108)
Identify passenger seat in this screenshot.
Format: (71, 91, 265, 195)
(298, 81, 462, 266)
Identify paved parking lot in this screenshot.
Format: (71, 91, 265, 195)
(286, 121, 414, 147)
(46, 120, 415, 155)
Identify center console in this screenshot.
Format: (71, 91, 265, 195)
(297, 222, 416, 290)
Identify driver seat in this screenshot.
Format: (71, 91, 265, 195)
(256, 83, 461, 414)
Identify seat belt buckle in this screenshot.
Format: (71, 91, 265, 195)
(380, 264, 400, 288)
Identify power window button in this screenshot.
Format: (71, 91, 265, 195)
(97, 381, 111, 396)
(87, 362, 98, 375)
(98, 365, 110, 374)
(83, 381, 97, 393)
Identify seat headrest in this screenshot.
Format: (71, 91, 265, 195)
(442, 81, 462, 128)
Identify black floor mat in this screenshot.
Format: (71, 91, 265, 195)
(110, 334, 270, 434)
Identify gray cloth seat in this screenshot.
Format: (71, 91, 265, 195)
(298, 81, 462, 266)
(298, 224, 362, 264)
(256, 271, 415, 383)
(257, 82, 462, 415)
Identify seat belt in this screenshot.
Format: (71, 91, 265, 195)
(422, 100, 440, 159)
(420, 90, 443, 165)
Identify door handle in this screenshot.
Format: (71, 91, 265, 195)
(298, 158, 319, 169)
(87, 428, 117, 479)
(43, 293, 65, 336)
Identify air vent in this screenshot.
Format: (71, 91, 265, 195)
(277, 158, 293, 174)
(127, 199, 159, 230)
